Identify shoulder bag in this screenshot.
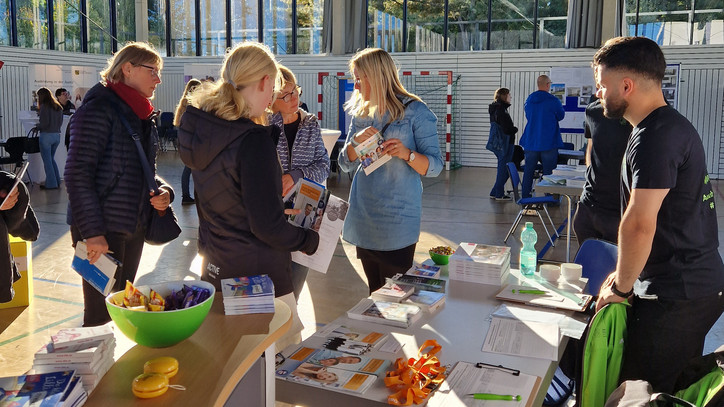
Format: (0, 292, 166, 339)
(116, 113, 182, 245)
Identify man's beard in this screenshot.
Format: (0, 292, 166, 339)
(602, 96, 628, 119)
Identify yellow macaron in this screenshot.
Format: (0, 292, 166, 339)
(144, 356, 179, 378)
(132, 373, 169, 399)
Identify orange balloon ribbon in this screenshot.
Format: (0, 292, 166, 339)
(384, 339, 447, 405)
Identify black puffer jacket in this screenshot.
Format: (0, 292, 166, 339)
(0, 172, 40, 303)
(488, 101, 518, 144)
(178, 106, 319, 296)
(65, 83, 173, 239)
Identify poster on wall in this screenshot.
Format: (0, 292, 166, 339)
(549, 67, 596, 134)
(184, 64, 221, 83)
(663, 64, 680, 110)
(30, 64, 98, 109)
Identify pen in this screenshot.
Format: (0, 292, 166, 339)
(512, 289, 547, 295)
(468, 393, 521, 401)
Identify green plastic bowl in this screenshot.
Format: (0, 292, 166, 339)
(105, 280, 215, 348)
(429, 251, 451, 265)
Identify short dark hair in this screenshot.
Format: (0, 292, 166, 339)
(55, 88, 67, 97)
(493, 88, 510, 103)
(592, 36, 666, 83)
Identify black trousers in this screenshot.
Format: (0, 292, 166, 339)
(620, 291, 724, 393)
(572, 201, 620, 244)
(356, 244, 416, 294)
(71, 224, 145, 327)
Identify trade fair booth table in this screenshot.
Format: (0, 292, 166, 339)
(85, 296, 291, 407)
(277, 268, 583, 407)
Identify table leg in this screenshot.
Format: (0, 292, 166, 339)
(264, 344, 275, 407)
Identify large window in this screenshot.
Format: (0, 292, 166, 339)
(367, 0, 404, 52)
(231, 0, 258, 43)
(407, 0, 444, 52)
(116, 0, 136, 45)
(448, 0, 488, 51)
(148, 0, 166, 55)
(87, 0, 111, 53)
(490, 0, 535, 50)
(626, 0, 723, 45)
(538, 0, 567, 48)
(1, 0, 10, 45)
(17, 0, 48, 49)
(200, 0, 226, 55)
(54, 0, 81, 52)
(170, 0, 195, 55)
(297, 0, 323, 54)
(693, 1, 724, 44)
(263, 0, 292, 54)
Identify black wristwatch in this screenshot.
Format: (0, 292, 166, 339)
(611, 281, 633, 298)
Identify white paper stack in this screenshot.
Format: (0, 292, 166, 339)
(220, 275, 275, 315)
(448, 242, 511, 285)
(552, 164, 586, 178)
(31, 325, 116, 394)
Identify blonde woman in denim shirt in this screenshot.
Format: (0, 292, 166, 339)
(338, 48, 443, 293)
(270, 65, 330, 300)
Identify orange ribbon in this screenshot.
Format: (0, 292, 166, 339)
(384, 339, 447, 405)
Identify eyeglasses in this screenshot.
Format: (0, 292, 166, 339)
(134, 63, 161, 79)
(278, 85, 301, 102)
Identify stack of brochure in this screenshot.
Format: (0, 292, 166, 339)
(370, 281, 415, 302)
(448, 242, 511, 285)
(31, 325, 115, 394)
(0, 370, 87, 407)
(313, 323, 388, 356)
(220, 275, 275, 315)
(405, 290, 446, 313)
(347, 298, 423, 328)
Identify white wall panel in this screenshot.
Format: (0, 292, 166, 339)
(2, 45, 723, 177)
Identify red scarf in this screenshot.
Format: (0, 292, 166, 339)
(107, 81, 155, 119)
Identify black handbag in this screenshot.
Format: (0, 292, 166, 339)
(24, 127, 40, 154)
(117, 113, 181, 245)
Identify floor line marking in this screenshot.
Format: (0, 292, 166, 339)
(0, 313, 83, 347)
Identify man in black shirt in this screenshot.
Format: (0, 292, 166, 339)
(572, 97, 631, 244)
(593, 36, 724, 393)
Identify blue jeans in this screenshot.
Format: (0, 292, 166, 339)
(182, 165, 192, 198)
(490, 143, 514, 198)
(522, 148, 558, 198)
(39, 132, 61, 188)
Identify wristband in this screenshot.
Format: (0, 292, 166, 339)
(611, 281, 633, 298)
(350, 137, 361, 147)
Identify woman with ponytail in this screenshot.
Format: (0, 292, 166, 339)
(177, 42, 319, 345)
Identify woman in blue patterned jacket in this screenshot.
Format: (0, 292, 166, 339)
(270, 65, 330, 300)
(338, 48, 443, 293)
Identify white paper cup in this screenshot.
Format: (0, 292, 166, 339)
(539, 264, 561, 282)
(561, 263, 583, 281)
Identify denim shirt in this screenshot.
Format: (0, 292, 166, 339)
(338, 98, 443, 250)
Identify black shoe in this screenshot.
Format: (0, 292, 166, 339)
(39, 184, 58, 190)
(182, 197, 195, 205)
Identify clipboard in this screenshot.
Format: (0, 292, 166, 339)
(0, 161, 29, 208)
(427, 361, 541, 407)
(495, 284, 593, 312)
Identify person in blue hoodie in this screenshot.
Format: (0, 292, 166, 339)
(519, 75, 565, 198)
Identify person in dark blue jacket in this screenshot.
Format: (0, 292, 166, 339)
(488, 88, 518, 200)
(519, 75, 565, 198)
(66, 42, 174, 326)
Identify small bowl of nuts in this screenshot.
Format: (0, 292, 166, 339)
(429, 246, 454, 265)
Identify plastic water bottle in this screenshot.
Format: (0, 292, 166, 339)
(520, 222, 538, 276)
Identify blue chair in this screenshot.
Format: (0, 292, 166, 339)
(503, 162, 559, 247)
(574, 239, 618, 296)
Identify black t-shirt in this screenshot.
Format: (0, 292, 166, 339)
(580, 100, 631, 213)
(622, 105, 724, 299)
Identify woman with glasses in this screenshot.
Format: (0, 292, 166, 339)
(338, 48, 444, 293)
(65, 42, 173, 326)
(270, 65, 330, 300)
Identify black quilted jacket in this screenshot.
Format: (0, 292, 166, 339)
(178, 106, 318, 296)
(65, 83, 173, 240)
